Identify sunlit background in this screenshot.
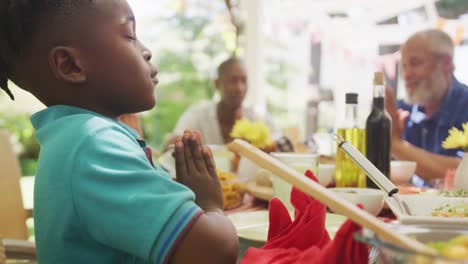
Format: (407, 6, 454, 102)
(2, 0, 468, 175)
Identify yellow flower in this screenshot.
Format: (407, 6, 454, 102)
(230, 119, 250, 139)
(230, 119, 272, 149)
(442, 122, 468, 151)
(464, 123, 468, 144)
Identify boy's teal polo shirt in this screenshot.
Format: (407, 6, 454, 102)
(30, 105, 202, 264)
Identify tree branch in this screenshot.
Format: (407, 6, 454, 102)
(224, 0, 243, 54)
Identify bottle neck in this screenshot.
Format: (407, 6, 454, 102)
(345, 103, 358, 126)
(373, 84, 385, 110)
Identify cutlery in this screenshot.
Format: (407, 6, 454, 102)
(331, 134, 411, 216)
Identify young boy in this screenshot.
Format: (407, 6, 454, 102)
(0, 1, 238, 263)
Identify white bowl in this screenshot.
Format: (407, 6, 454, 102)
(390, 161, 417, 184)
(318, 163, 335, 187)
(237, 157, 261, 182)
(267, 152, 321, 211)
(330, 188, 385, 215)
(270, 152, 319, 178)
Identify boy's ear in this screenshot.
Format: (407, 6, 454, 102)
(48, 46, 87, 84)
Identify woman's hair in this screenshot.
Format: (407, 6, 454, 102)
(0, 0, 91, 100)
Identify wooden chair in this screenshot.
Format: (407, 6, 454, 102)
(0, 130, 32, 240)
(0, 131, 36, 261)
(2, 238, 36, 262)
(0, 236, 5, 264)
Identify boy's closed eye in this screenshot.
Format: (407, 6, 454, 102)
(125, 34, 136, 41)
(121, 16, 137, 41)
(122, 26, 137, 41)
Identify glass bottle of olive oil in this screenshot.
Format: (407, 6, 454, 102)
(335, 93, 367, 188)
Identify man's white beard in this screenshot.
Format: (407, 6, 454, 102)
(405, 65, 447, 107)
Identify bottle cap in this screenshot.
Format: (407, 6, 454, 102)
(374, 72, 384, 85)
(345, 93, 358, 104)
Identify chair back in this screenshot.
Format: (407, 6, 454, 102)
(0, 236, 5, 264)
(0, 130, 28, 239)
(2, 238, 36, 262)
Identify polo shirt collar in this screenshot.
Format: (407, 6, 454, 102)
(31, 105, 139, 139)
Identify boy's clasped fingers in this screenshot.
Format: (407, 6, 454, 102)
(182, 130, 217, 175)
(174, 139, 188, 181)
(175, 130, 224, 211)
(182, 131, 198, 174)
(188, 133, 207, 173)
(178, 130, 219, 180)
(202, 146, 217, 179)
(193, 130, 203, 145)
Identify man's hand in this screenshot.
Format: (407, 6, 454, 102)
(385, 88, 409, 141)
(174, 130, 223, 212)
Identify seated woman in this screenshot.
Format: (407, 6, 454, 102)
(165, 57, 278, 148)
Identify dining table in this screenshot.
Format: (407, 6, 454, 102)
(19, 175, 448, 263)
(223, 183, 441, 262)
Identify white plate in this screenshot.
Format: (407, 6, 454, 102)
(245, 181, 274, 201)
(227, 210, 347, 243)
(385, 194, 468, 228)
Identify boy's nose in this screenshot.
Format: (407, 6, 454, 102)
(143, 49, 152, 62)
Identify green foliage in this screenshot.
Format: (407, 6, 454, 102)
(20, 158, 38, 176)
(437, 0, 468, 18)
(0, 112, 39, 175)
(142, 51, 215, 148)
(266, 57, 296, 93)
(141, 5, 230, 149)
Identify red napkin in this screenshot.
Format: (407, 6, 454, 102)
(241, 170, 368, 264)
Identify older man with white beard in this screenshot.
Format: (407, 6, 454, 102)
(386, 29, 468, 185)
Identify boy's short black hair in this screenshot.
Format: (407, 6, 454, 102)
(0, 0, 92, 100)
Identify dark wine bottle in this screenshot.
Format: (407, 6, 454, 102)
(365, 72, 392, 189)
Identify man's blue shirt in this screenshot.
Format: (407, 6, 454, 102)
(397, 76, 468, 159)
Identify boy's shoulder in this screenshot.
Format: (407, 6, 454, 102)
(31, 105, 138, 148)
(71, 113, 135, 140)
